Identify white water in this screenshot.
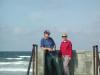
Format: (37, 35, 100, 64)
(0, 52, 32, 75)
(18, 56, 31, 58)
(5, 58, 23, 60)
(0, 61, 28, 65)
(0, 68, 32, 72)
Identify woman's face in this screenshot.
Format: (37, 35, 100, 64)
(62, 36, 67, 41)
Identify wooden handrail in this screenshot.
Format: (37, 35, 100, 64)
(26, 44, 38, 75)
(93, 45, 99, 75)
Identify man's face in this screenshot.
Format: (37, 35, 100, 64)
(44, 33, 49, 39)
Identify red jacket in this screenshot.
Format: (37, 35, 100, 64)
(60, 39, 72, 58)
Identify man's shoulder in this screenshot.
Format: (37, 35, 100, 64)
(49, 37, 55, 42)
(49, 37, 53, 40)
(41, 38, 45, 41)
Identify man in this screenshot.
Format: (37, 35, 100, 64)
(41, 30, 56, 75)
(41, 30, 56, 51)
(59, 33, 72, 75)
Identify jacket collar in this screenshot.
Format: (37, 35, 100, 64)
(62, 39, 68, 43)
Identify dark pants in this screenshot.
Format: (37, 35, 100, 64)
(44, 51, 62, 75)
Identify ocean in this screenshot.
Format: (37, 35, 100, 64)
(0, 51, 32, 75)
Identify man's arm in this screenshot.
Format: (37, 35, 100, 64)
(41, 47, 51, 51)
(41, 39, 48, 51)
(51, 37, 56, 51)
(40, 38, 56, 51)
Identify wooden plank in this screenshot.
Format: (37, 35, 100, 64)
(38, 49, 44, 75)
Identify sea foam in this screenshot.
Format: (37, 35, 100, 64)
(0, 68, 32, 72)
(0, 61, 28, 65)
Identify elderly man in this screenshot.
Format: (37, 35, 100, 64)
(59, 33, 72, 75)
(40, 30, 56, 75)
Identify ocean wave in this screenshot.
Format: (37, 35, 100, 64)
(0, 61, 28, 65)
(5, 58, 23, 60)
(18, 56, 31, 58)
(0, 68, 32, 72)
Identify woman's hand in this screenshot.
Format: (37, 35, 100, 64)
(68, 57, 71, 61)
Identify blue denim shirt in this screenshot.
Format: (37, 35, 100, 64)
(41, 37, 55, 49)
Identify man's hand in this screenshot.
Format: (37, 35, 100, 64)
(47, 48, 53, 51)
(41, 47, 48, 51)
(41, 47, 53, 51)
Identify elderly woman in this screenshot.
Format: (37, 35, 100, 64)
(59, 33, 72, 75)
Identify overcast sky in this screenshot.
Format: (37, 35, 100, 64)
(0, 0, 100, 51)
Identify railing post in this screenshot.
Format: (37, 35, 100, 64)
(36, 45, 38, 75)
(93, 46, 95, 75)
(26, 44, 38, 75)
(26, 44, 36, 75)
(32, 44, 38, 75)
(95, 45, 99, 75)
(93, 45, 99, 75)
(32, 44, 36, 75)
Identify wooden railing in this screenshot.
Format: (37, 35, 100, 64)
(93, 45, 99, 75)
(26, 44, 99, 75)
(26, 44, 38, 75)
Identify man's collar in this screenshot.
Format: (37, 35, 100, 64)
(44, 37, 50, 40)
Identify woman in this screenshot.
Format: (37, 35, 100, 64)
(59, 33, 72, 75)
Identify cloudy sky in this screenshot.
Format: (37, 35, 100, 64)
(0, 0, 100, 51)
